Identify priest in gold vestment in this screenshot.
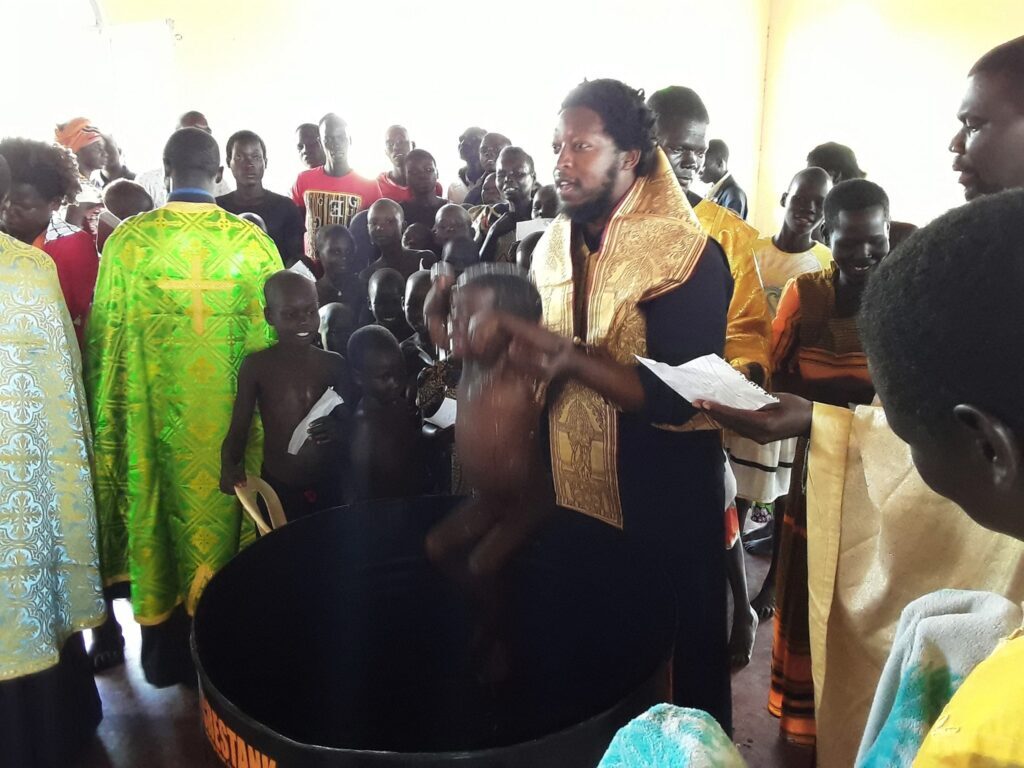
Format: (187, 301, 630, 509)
(471, 80, 735, 731)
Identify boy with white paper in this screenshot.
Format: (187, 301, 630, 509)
(220, 271, 352, 522)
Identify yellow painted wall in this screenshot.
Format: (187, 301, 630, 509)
(754, 0, 1024, 234)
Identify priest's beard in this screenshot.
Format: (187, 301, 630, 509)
(560, 164, 618, 225)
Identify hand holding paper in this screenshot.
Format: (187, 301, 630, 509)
(635, 354, 779, 411)
(287, 387, 345, 455)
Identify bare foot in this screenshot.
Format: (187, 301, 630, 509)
(751, 583, 776, 620)
(744, 532, 773, 556)
(729, 604, 759, 669)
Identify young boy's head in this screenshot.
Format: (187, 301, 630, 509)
(824, 179, 890, 287)
(480, 172, 502, 206)
(264, 271, 320, 346)
(316, 224, 359, 284)
(807, 142, 865, 184)
(405, 148, 439, 197)
(99, 179, 154, 251)
(347, 325, 405, 405)
(239, 211, 269, 233)
(479, 132, 511, 174)
(367, 198, 404, 251)
(367, 268, 406, 328)
(402, 222, 434, 252)
(318, 301, 357, 355)
(102, 178, 154, 220)
(433, 204, 473, 251)
(515, 230, 544, 272)
(860, 189, 1024, 541)
(451, 264, 542, 362)
(532, 184, 558, 219)
(781, 167, 832, 238)
(442, 236, 480, 276)
(404, 270, 432, 337)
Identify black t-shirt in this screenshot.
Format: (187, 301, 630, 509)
(217, 190, 305, 266)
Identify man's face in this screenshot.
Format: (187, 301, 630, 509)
(3, 183, 57, 241)
(296, 127, 326, 168)
(385, 127, 413, 171)
(552, 106, 624, 224)
(368, 203, 403, 249)
(229, 139, 266, 188)
(433, 208, 472, 247)
(77, 139, 108, 174)
(783, 176, 830, 236)
(459, 129, 486, 165)
(479, 134, 510, 173)
(950, 71, 1024, 201)
(320, 233, 358, 280)
(267, 283, 320, 347)
(654, 116, 708, 189)
(406, 154, 438, 196)
(403, 223, 434, 251)
(830, 206, 890, 287)
(322, 119, 350, 164)
(496, 151, 535, 206)
(699, 153, 724, 185)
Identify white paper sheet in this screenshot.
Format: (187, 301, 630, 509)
(287, 260, 317, 281)
(635, 354, 778, 411)
(425, 397, 458, 429)
(515, 218, 551, 240)
(287, 387, 345, 454)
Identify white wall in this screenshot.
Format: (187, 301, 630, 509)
(755, 0, 1024, 234)
(7, 0, 770, 205)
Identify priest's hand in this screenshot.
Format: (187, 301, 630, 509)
(693, 392, 813, 444)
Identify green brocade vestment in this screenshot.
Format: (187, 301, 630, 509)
(86, 202, 280, 624)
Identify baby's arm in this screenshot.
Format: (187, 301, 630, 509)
(219, 356, 259, 494)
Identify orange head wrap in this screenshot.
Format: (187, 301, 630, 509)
(55, 118, 103, 154)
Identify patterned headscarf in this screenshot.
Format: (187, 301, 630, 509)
(55, 118, 103, 154)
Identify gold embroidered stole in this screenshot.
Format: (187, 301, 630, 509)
(532, 150, 707, 527)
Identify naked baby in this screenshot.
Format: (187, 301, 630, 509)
(423, 263, 554, 577)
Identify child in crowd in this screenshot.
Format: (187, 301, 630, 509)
(220, 271, 350, 521)
(315, 224, 366, 309)
(753, 167, 834, 315)
(768, 179, 889, 747)
(480, 172, 502, 206)
(346, 325, 430, 501)
(400, 270, 437, 385)
(360, 198, 433, 282)
(531, 184, 558, 219)
(318, 301, 358, 357)
(97, 178, 154, 252)
(442, 235, 480, 277)
(402, 222, 434, 253)
(424, 264, 553, 578)
(367, 267, 413, 340)
(515, 230, 544, 272)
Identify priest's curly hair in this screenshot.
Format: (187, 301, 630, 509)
(0, 137, 81, 205)
(561, 79, 658, 177)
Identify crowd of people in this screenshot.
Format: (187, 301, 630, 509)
(1, 29, 1023, 768)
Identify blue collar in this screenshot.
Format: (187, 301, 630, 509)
(168, 188, 216, 203)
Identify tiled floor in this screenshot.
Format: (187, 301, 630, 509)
(78, 549, 812, 768)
